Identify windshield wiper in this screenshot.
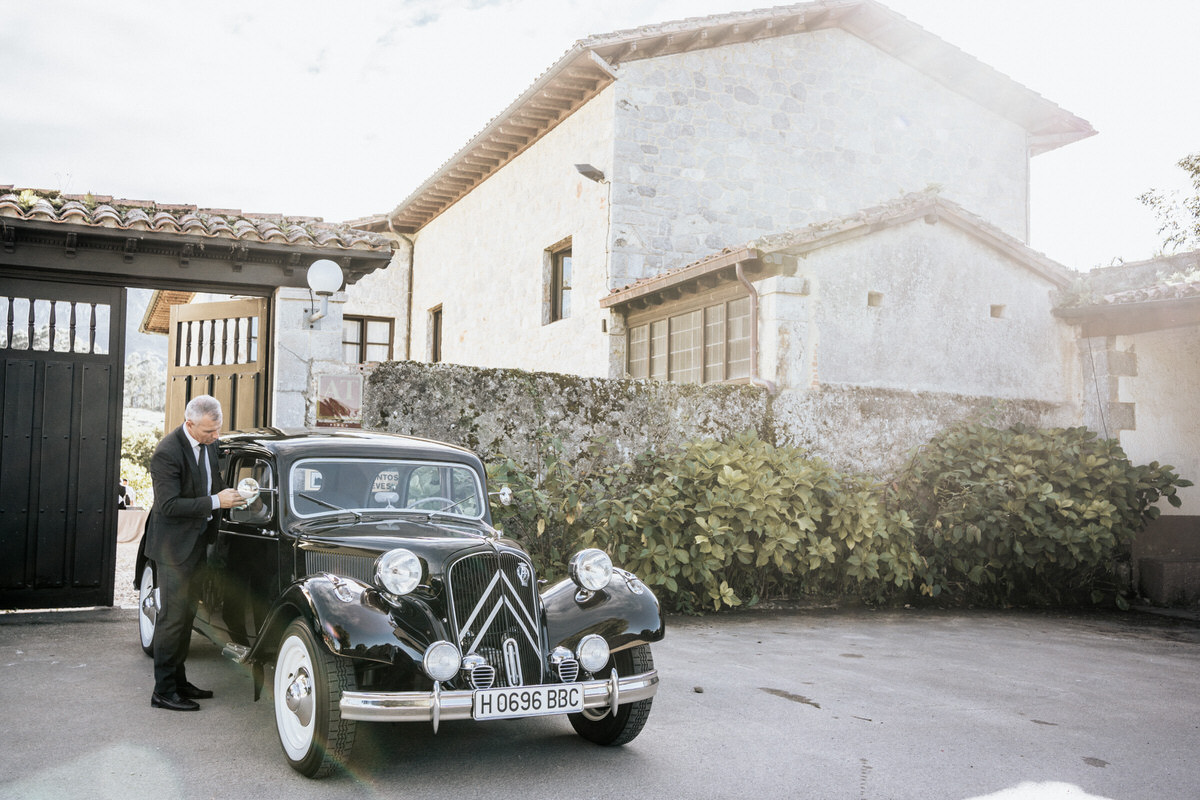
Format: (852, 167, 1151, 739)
(298, 493, 361, 522)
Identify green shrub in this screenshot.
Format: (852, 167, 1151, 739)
(894, 423, 1192, 607)
(122, 426, 161, 474)
(486, 425, 1191, 613)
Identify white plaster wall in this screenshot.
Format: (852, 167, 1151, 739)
(762, 221, 1078, 402)
(407, 94, 617, 377)
(344, 239, 412, 359)
(609, 28, 1031, 285)
(272, 287, 350, 427)
(1118, 326, 1200, 514)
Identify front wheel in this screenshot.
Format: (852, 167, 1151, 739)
(137, 563, 158, 657)
(274, 619, 357, 778)
(569, 644, 655, 746)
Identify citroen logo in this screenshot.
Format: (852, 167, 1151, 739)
(516, 563, 531, 587)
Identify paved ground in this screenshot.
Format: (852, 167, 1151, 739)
(1, 606, 1197, 800)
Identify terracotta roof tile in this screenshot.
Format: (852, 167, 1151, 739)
(0, 187, 392, 252)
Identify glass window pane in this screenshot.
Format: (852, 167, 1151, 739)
(650, 320, 668, 380)
(364, 343, 389, 362)
(343, 343, 360, 363)
(365, 320, 390, 344)
(726, 297, 751, 379)
(669, 309, 703, 384)
(704, 305, 726, 384)
(628, 324, 649, 379)
(342, 319, 362, 345)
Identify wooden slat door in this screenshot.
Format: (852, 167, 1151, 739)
(165, 298, 269, 433)
(0, 279, 124, 609)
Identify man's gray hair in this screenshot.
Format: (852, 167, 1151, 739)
(184, 394, 223, 424)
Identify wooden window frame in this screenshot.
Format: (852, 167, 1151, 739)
(625, 285, 753, 385)
(429, 305, 443, 363)
(342, 314, 394, 364)
(546, 239, 572, 324)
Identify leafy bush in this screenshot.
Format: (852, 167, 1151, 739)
(122, 426, 161, 474)
(893, 423, 1192, 607)
(486, 425, 1191, 613)
(488, 432, 919, 612)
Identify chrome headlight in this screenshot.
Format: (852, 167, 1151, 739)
(569, 548, 613, 592)
(422, 641, 462, 682)
(576, 634, 610, 673)
(376, 548, 422, 596)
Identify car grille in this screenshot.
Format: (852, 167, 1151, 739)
(306, 552, 375, 585)
(448, 550, 543, 686)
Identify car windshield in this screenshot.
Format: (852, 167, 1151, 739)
(288, 458, 485, 520)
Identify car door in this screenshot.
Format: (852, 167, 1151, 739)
(202, 453, 281, 647)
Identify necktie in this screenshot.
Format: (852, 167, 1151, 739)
(198, 443, 210, 494)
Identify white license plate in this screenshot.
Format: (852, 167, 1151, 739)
(473, 684, 584, 720)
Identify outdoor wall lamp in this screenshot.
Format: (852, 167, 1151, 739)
(575, 163, 607, 183)
(306, 258, 344, 327)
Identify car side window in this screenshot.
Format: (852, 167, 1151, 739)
(229, 457, 274, 526)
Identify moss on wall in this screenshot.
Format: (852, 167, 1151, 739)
(363, 360, 1072, 476)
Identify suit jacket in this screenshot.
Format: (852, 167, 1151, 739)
(144, 425, 226, 566)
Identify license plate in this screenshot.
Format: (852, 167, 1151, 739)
(473, 684, 584, 720)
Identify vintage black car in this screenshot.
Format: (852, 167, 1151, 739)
(136, 429, 663, 777)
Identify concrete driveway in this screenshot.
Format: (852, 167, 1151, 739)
(1, 606, 1197, 800)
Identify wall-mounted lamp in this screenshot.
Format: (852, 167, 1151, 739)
(575, 163, 607, 184)
(306, 258, 344, 327)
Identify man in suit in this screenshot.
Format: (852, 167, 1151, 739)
(146, 394, 242, 711)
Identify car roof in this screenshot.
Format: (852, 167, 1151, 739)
(219, 428, 483, 466)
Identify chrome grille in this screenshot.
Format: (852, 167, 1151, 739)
(448, 550, 543, 686)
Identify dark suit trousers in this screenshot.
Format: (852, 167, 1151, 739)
(152, 539, 207, 696)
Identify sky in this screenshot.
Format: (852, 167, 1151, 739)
(1, 0, 1197, 271)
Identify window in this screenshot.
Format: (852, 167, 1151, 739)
(627, 295, 752, 385)
(430, 306, 443, 363)
(342, 315, 393, 364)
(549, 243, 572, 323)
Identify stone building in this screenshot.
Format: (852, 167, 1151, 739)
(345, 0, 1197, 600)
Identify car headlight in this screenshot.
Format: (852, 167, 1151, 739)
(423, 640, 461, 682)
(576, 634, 610, 673)
(376, 548, 422, 596)
(569, 548, 613, 592)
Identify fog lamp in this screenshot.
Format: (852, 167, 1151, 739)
(576, 634, 610, 673)
(423, 641, 462, 682)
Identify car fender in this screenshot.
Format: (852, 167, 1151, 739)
(248, 574, 444, 668)
(541, 569, 665, 654)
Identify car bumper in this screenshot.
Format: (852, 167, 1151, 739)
(339, 668, 659, 726)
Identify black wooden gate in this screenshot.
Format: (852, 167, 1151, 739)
(0, 277, 125, 609)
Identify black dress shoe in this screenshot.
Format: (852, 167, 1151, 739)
(178, 682, 214, 700)
(151, 691, 200, 711)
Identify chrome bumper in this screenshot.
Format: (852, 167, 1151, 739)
(340, 668, 659, 726)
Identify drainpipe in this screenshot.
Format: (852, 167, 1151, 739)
(387, 216, 415, 360)
(735, 261, 777, 395)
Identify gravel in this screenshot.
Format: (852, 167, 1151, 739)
(114, 539, 141, 609)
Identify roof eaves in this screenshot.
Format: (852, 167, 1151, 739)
(388, 1, 1094, 234)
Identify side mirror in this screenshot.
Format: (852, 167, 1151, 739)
(495, 485, 513, 506)
(237, 477, 260, 500)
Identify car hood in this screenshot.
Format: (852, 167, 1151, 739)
(289, 514, 505, 561)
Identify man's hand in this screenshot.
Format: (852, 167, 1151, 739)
(216, 488, 244, 509)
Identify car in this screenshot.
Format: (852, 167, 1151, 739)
(136, 428, 664, 778)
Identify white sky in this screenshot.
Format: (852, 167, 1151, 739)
(1, 0, 1196, 270)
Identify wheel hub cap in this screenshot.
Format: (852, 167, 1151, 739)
(285, 666, 314, 727)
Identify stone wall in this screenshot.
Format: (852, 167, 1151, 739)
(608, 28, 1031, 287)
(362, 360, 1070, 477)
